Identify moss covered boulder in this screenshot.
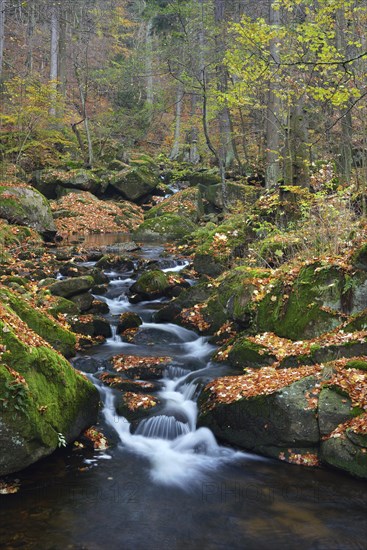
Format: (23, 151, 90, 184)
(321, 424, 367, 478)
(0, 287, 76, 357)
(145, 187, 203, 223)
(255, 263, 347, 340)
(129, 270, 170, 302)
(0, 301, 98, 476)
(134, 213, 196, 241)
(48, 276, 94, 299)
(110, 166, 160, 201)
(198, 369, 320, 456)
(0, 185, 56, 240)
(117, 312, 143, 334)
(225, 336, 277, 369)
(33, 168, 105, 198)
(199, 182, 261, 210)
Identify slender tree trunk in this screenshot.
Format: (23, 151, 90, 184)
(336, 9, 353, 183)
(266, 1, 281, 187)
(0, 0, 5, 79)
(25, 1, 35, 74)
(169, 82, 183, 160)
(49, 3, 59, 116)
(58, 5, 67, 97)
(145, 19, 154, 106)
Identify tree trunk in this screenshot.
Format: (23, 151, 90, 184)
(169, 82, 183, 160)
(266, 1, 281, 188)
(145, 19, 154, 106)
(0, 0, 5, 79)
(49, 3, 59, 116)
(25, 1, 35, 74)
(336, 8, 353, 183)
(58, 4, 67, 97)
(284, 102, 309, 187)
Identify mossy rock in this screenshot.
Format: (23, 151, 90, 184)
(95, 255, 134, 272)
(0, 185, 56, 240)
(205, 266, 270, 328)
(186, 169, 221, 186)
(48, 276, 94, 299)
(257, 234, 302, 268)
(117, 312, 143, 334)
(133, 214, 196, 242)
(144, 187, 204, 223)
(321, 434, 367, 479)
(345, 359, 367, 371)
(351, 243, 367, 271)
(115, 393, 161, 422)
(199, 182, 261, 210)
(198, 375, 320, 452)
(110, 165, 160, 201)
(318, 388, 356, 436)
(0, 287, 76, 357)
(255, 263, 346, 340)
(129, 270, 170, 301)
(34, 168, 102, 198)
(0, 311, 98, 476)
(226, 336, 277, 368)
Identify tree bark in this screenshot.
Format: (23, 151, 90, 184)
(49, 2, 59, 116)
(266, 0, 281, 187)
(169, 82, 183, 160)
(0, 0, 5, 79)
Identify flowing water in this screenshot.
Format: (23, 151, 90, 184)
(0, 243, 366, 550)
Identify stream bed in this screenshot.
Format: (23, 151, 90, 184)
(0, 243, 366, 550)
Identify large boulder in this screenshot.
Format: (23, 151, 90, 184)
(133, 214, 196, 241)
(110, 166, 160, 201)
(145, 187, 204, 223)
(48, 276, 94, 299)
(0, 185, 56, 240)
(255, 262, 347, 340)
(198, 371, 320, 456)
(321, 426, 367, 478)
(0, 296, 98, 476)
(0, 287, 76, 357)
(198, 182, 261, 210)
(32, 168, 107, 198)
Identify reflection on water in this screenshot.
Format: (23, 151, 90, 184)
(63, 231, 132, 247)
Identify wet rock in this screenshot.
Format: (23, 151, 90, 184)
(110, 166, 160, 201)
(116, 392, 161, 422)
(89, 299, 110, 315)
(95, 255, 134, 272)
(318, 388, 355, 436)
(129, 270, 170, 302)
(117, 312, 143, 334)
(48, 276, 94, 299)
(133, 214, 196, 242)
(321, 433, 367, 479)
(112, 354, 171, 380)
(198, 375, 320, 454)
(70, 291, 94, 312)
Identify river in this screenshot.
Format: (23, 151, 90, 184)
(0, 241, 366, 550)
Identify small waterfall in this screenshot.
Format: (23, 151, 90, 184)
(135, 415, 190, 439)
(87, 253, 248, 487)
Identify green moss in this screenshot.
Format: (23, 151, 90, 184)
(345, 359, 367, 371)
(49, 296, 79, 317)
(0, 288, 76, 357)
(255, 263, 344, 340)
(134, 214, 196, 241)
(226, 336, 277, 368)
(132, 270, 169, 295)
(145, 187, 202, 223)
